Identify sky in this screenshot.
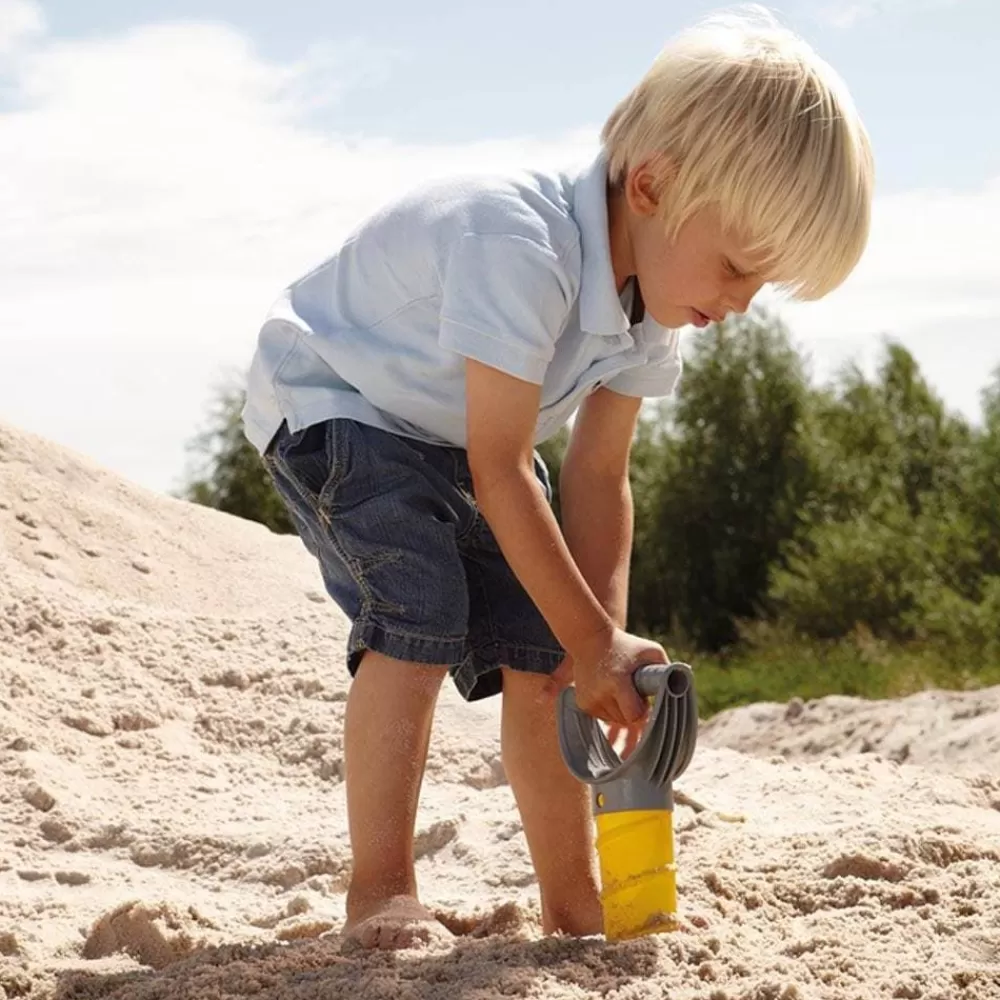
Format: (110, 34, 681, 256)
(1, 0, 998, 495)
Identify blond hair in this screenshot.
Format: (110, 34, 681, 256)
(601, 5, 874, 300)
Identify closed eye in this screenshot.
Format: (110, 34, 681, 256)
(724, 258, 747, 280)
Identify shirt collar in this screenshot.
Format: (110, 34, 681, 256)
(572, 150, 632, 337)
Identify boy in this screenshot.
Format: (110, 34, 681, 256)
(241, 8, 873, 949)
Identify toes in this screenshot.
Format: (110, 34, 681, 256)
(340, 897, 454, 953)
(374, 922, 403, 950)
(393, 923, 422, 949)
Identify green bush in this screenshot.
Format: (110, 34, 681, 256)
(913, 575, 1000, 655)
(769, 506, 928, 639)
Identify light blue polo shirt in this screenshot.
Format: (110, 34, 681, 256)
(241, 151, 683, 456)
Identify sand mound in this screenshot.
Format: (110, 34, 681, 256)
(700, 687, 1000, 775)
(1, 420, 999, 1000)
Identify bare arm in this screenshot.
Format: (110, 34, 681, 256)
(465, 361, 665, 724)
(558, 386, 642, 629)
(465, 360, 614, 660)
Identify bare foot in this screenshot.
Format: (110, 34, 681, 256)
(341, 894, 452, 951)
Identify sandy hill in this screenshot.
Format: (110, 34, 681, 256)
(1, 419, 998, 1000)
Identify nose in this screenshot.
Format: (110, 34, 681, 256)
(724, 278, 763, 316)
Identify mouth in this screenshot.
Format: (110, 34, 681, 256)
(690, 308, 715, 328)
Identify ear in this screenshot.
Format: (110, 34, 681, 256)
(623, 155, 675, 218)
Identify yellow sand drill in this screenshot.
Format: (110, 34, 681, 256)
(557, 663, 698, 941)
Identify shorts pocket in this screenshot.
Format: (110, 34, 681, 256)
(270, 420, 351, 513)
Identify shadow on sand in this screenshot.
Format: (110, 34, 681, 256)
(54, 927, 664, 1000)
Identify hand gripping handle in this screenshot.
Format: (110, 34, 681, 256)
(556, 662, 698, 790)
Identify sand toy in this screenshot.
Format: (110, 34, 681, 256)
(557, 663, 698, 941)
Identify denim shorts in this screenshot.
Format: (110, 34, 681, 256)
(262, 418, 565, 701)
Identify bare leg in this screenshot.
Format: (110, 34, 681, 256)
(500, 668, 604, 936)
(341, 650, 452, 949)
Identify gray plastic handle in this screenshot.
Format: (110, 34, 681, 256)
(634, 663, 692, 699)
(556, 661, 698, 794)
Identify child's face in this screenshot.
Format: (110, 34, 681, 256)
(621, 166, 770, 330)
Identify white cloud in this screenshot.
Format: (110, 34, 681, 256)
(813, 0, 962, 29)
(0, 0, 43, 55)
(0, 12, 997, 494)
(775, 176, 1000, 413)
(816, 3, 873, 29)
(0, 17, 594, 492)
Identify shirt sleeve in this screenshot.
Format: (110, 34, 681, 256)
(605, 327, 684, 398)
(438, 233, 574, 384)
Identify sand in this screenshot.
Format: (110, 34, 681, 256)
(1, 418, 998, 1000)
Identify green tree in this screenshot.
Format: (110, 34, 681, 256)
(536, 426, 570, 522)
(966, 367, 1000, 579)
(806, 341, 971, 525)
(180, 381, 295, 534)
(771, 340, 980, 639)
(626, 403, 678, 636)
(649, 310, 815, 649)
